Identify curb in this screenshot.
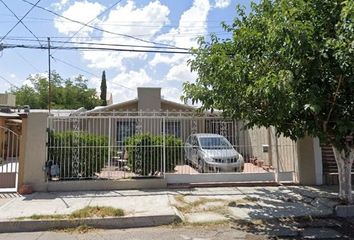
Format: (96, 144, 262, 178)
(0, 214, 181, 233)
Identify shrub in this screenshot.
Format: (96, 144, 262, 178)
(47, 131, 108, 179)
(124, 133, 183, 176)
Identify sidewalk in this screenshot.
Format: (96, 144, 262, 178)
(0, 186, 346, 233)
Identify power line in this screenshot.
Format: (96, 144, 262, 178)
(21, 0, 183, 49)
(51, 56, 134, 91)
(0, 0, 42, 43)
(2, 30, 230, 40)
(2, 43, 192, 54)
(51, 55, 99, 78)
(0, 0, 42, 46)
(13, 49, 41, 72)
(0, 13, 231, 24)
(53, 0, 124, 54)
(5, 38, 190, 50)
(0, 74, 18, 89)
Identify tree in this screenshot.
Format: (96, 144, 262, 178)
(100, 70, 107, 106)
(11, 71, 101, 110)
(183, 0, 354, 203)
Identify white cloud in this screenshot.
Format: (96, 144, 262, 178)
(80, 0, 170, 70)
(166, 63, 197, 82)
(161, 87, 183, 103)
(54, 1, 105, 36)
(10, 74, 16, 78)
(22, 80, 34, 88)
(108, 69, 152, 102)
(156, 0, 210, 48)
(150, 0, 209, 99)
(52, 0, 70, 11)
(214, 0, 231, 9)
(53, 0, 212, 105)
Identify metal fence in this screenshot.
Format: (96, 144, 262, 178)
(0, 126, 19, 192)
(46, 112, 298, 182)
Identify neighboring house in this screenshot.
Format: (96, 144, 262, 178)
(0, 94, 21, 190)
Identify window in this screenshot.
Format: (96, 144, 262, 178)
(117, 121, 136, 146)
(163, 121, 181, 138)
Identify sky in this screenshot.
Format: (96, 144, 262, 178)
(0, 0, 250, 104)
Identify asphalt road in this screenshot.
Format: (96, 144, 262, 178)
(0, 225, 266, 240)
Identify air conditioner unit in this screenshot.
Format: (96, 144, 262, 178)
(0, 94, 16, 107)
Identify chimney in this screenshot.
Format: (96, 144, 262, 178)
(137, 87, 161, 111)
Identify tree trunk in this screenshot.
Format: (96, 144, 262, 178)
(332, 146, 354, 204)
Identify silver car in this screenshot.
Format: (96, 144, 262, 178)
(184, 134, 244, 173)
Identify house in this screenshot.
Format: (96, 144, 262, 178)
(77, 87, 243, 146)
(67, 87, 293, 172)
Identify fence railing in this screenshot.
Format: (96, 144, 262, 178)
(46, 113, 297, 181)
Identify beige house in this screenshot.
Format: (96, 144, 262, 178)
(68, 88, 292, 172)
(87, 87, 195, 113)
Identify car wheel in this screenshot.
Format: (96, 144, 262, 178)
(198, 159, 204, 173)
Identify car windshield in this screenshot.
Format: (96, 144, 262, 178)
(198, 137, 232, 149)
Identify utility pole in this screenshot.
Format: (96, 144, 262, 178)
(48, 37, 51, 113)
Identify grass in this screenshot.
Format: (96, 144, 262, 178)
(55, 224, 95, 234)
(174, 195, 227, 214)
(70, 206, 124, 218)
(16, 206, 124, 220)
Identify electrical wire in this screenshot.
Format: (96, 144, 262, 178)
(2, 30, 230, 40)
(53, 0, 124, 54)
(0, 74, 18, 89)
(21, 0, 184, 49)
(2, 43, 192, 54)
(0, 0, 42, 46)
(51, 56, 135, 91)
(4, 38, 190, 50)
(0, 0, 42, 43)
(51, 55, 99, 78)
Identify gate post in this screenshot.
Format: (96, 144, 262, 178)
(297, 137, 323, 185)
(162, 116, 166, 176)
(18, 112, 49, 192)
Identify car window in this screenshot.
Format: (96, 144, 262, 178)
(199, 137, 232, 149)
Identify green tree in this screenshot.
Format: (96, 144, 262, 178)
(11, 71, 101, 110)
(11, 85, 40, 108)
(183, 0, 354, 203)
(100, 70, 107, 106)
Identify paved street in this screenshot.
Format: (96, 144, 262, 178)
(0, 225, 265, 240)
(1, 217, 354, 240)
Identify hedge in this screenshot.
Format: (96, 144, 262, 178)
(47, 131, 108, 179)
(124, 133, 183, 176)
